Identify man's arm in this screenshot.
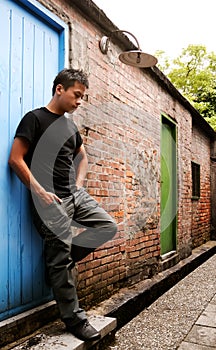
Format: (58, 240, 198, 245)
(74, 144, 88, 189)
(8, 137, 62, 206)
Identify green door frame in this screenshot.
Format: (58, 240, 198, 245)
(160, 113, 177, 256)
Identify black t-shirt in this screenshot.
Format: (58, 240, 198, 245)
(15, 107, 83, 197)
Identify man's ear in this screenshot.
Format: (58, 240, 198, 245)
(55, 84, 64, 95)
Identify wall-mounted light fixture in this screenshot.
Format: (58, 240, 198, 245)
(99, 30, 158, 68)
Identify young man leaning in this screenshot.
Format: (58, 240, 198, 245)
(8, 68, 117, 341)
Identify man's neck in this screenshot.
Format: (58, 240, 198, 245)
(46, 100, 64, 115)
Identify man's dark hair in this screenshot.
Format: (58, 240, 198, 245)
(52, 68, 89, 96)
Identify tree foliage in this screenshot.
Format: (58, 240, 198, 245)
(155, 45, 216, 130)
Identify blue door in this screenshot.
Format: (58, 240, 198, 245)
(0, 0, 67, 321)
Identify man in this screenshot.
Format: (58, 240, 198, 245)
(8, 68, 117, 341)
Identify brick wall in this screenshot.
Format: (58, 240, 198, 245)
(191, 125, 211, 247)
(38, 0, 212, 308)
(176, 106, 193, 258)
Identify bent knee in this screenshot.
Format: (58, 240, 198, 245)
(107, 220, 118, 239)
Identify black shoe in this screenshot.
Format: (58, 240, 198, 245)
(65, 319, 101, 341)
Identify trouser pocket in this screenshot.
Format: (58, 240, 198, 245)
(35, 200, 72, 245)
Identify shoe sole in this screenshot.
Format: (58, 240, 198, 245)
(65, 327, 101, 342)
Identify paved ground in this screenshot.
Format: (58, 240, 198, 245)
(2, 243, 215, 350)
(105, 253, 216, 350)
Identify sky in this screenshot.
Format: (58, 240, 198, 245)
(93, 0, 216, 59)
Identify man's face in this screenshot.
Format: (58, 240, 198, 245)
(57, 81, 86, 114)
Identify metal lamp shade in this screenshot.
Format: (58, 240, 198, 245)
(119, 50, 158, 68)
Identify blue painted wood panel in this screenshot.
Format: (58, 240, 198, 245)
(0, 0, 66, 320)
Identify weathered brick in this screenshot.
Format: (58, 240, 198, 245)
(39, 0, 212, 309)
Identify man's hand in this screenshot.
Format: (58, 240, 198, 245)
(36, 190, 62, 207)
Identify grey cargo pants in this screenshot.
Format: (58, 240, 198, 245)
(32, 187, 117, 325)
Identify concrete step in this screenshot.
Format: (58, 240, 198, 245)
(4, 315, 116, 350)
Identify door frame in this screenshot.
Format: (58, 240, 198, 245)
(16, 0, 68, 69)
(160, 113, 178, 257)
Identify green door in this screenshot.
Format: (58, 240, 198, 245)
(160, 116, 177, 255)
